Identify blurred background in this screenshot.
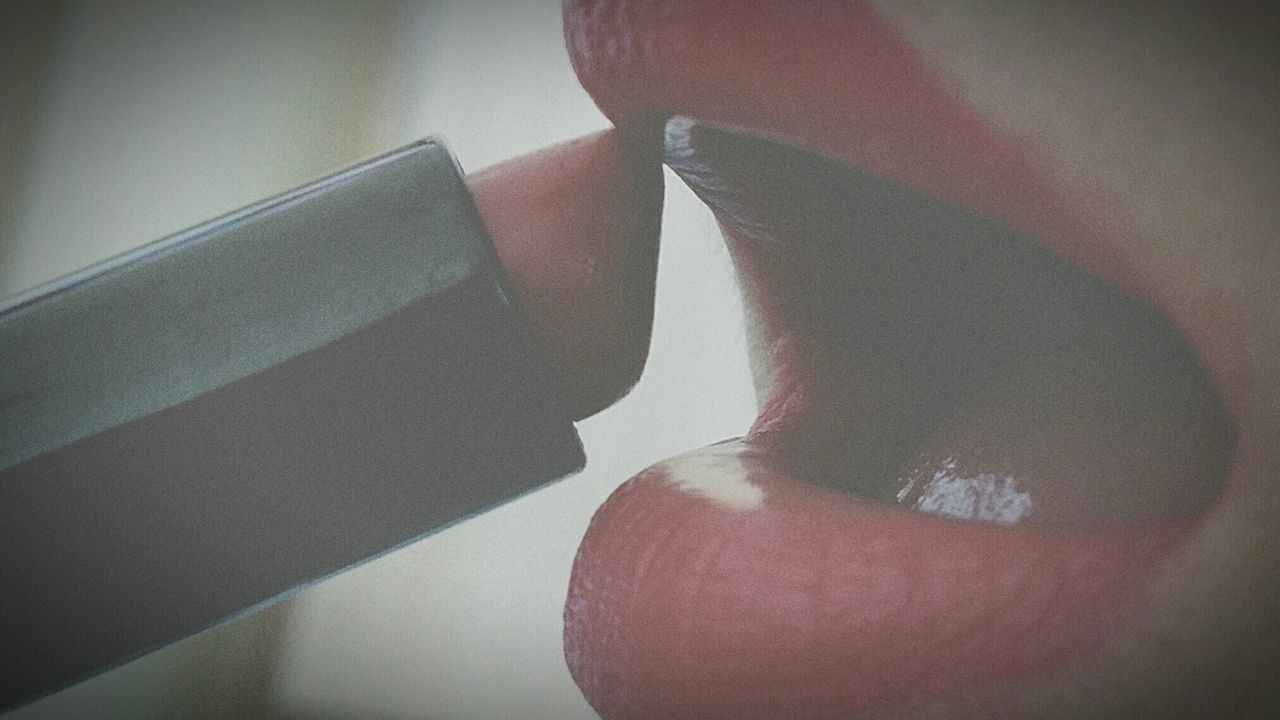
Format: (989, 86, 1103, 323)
(1, 1, 756, 718)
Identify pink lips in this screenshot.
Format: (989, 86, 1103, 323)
(566, 441, 1189, 719)
(560, 1, 1236, 718)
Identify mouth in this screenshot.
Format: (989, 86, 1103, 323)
(560, 3, 1246, 718)
(565, 119, 1231, 720)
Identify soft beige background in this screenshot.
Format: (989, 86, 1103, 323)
(2, 2, 755, 718)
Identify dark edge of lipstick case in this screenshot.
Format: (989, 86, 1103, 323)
(0, 139, 585, 711)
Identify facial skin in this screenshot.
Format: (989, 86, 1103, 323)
(553, 2, 1280, 718)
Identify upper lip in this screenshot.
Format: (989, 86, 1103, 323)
(562, 0, 1248, 394)
(661, 118, 1229, 525)
(561, 0, 1092, 267)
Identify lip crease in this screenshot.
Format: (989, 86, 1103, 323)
(560, 1, 1238, 717)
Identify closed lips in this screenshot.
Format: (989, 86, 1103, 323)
(561, 2, 1272, 719)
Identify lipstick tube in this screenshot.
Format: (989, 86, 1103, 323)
(0, 139, 585, 710)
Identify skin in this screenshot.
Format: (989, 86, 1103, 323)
(535, 1, 1280, 719)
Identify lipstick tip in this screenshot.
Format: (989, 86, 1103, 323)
(467, 128, 664, 419)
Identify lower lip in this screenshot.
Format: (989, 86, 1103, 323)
(565, 439, 1191, 719)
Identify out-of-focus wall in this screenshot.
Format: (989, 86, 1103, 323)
(3, 2, 757, 719)
(0, 3, 63, 268)
(0, 0, 401, 297)
(5, 2, 402, 718)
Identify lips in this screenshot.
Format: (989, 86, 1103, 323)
(559, 2, 1248, 718)
(567, 440, 1193, 719)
